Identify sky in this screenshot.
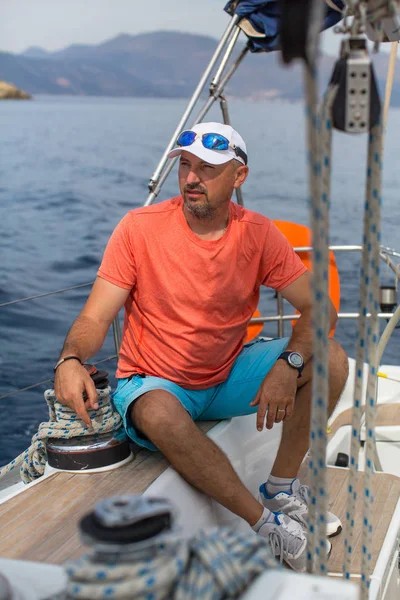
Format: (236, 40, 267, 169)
(1, 0, 342, 55)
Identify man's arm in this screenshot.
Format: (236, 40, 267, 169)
(250, 271, 337, 430)
(54, 277, 130, 426)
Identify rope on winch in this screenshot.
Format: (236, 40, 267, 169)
(65, 527, 278, 600)
(0, 387, 122, 484)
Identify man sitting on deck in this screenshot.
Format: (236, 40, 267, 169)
(54, 122, 349, 571)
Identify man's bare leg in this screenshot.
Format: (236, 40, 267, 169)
(132, 392, 264, 526)
(270, 339, 349, 478)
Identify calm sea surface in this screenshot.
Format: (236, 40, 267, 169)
(1, 96, 400, 465)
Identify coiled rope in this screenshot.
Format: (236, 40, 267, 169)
(65, 527, 278, 600)
(0, 387, 123, 484)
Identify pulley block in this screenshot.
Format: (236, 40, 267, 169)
(329, 37, 381, 133)
(79, 496, 175, 558)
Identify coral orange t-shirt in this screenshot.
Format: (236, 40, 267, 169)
(98, 196, 306, 389)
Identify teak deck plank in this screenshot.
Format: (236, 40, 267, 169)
(298, 467, 400, 575)
(0, 421, 217, 563)
(329, 402, 400, 439)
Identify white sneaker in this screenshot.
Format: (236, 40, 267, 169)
(257, 512, 308, 572)
(257, 513, 332, 572)
(259, 478, 342, 537)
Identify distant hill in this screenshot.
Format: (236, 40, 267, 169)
(1, 31, 399, 103)
(22, 46, 51, 59)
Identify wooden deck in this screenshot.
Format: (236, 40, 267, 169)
(328, 402, 400, 439)
(0, 421, 218, 564)
(0, 416, 399, 580)
(298, 466, 400, 576)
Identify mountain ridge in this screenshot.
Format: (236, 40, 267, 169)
(1, 31, 398, 103)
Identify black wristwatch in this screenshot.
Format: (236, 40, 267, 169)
(278, 351, 304, 378)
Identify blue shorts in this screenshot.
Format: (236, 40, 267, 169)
(112, 337, 289, 451)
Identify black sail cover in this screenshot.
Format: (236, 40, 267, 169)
(224, 0, 345, 52)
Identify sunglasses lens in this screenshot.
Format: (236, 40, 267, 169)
(177, 131, 196, 147)
(202, 134, 229, 151)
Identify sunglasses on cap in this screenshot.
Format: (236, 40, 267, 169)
(176, 130, 248, 165)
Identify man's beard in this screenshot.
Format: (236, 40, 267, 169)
(183, 186, 215, 220)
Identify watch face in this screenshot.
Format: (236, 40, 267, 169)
(289, 352, 303, 368)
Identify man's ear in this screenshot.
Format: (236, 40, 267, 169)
(234, 165, 249, 188)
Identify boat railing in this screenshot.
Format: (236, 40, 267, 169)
(0, 244, 399, 403)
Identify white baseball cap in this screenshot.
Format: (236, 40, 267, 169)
(167, 121, 248, 166)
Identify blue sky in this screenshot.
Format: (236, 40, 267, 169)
(1, 0, 342, 55)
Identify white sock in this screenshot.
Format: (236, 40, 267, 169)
(251, 507, 275, 532)
(266, 475, 296, 496)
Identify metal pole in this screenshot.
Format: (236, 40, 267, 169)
(293, 245, 363, 252)
(219, 94, 245, 207)
(210, 27, 242, 90)
(193, 45, 249, 122)
(219, 95, 231, 124)
(145, 44, 249, 206)
(250, 312, 395, 324)
(146, 15, 240, 196)
(112, 316, 122, 356)
(145, 159, 178, 205)
(276, 293, 284, 337)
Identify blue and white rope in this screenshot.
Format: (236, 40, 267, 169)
(0, 387, 123, 483)
(65, 527, 278, 600)
(360, 123, 383, 599)
(304, 62, 332, 576)
(342, 128, 375, 576)
(342, 123, 383, 596)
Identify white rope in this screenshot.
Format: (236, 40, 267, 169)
(304, 62, 332, 575)
(360, 123, 383, 599)
(65, 527, 278, 600)
(341, 121, 383, 595)
(377, 304, 400, 364)
(0, 386, 123, 484)
(343, 158, 375, 577)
